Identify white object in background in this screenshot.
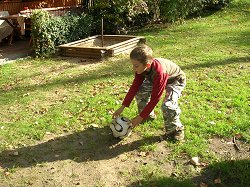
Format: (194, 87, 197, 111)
(0, 11, 13, 42)
(17, 15, 25, 35)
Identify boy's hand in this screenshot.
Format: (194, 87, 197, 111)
(131, 116, 143, 128)
(112, 105, 126, 118)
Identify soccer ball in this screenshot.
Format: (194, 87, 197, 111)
(110, 116, 132, 139)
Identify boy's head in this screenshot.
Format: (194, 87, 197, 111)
(130, 45, 153, 74)
(130, 45, 153, 65)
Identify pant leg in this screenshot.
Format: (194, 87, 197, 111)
(135, 79, 156, 117)
(161, 80, 186, 134)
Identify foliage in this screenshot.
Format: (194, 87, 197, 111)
(159, 0, 231, 22)
(30, 10, 93, 57)
(87, 0, 231, 33)
(89, 0, 149, 34)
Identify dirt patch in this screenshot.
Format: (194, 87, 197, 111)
(209, 137, 250, 160)
(192, 137, 250, 186)
(0, 40, 31, 65)
(0, 127, 173, 187)
(1, 130, 249, 186)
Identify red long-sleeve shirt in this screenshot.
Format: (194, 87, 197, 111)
(122, 59, 168, 119)
(122, 58, 186, 119)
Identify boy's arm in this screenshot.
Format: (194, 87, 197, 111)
(122, 73, 144, 107)
(139, 72, 169, 119)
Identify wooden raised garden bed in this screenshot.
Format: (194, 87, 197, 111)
(58, 35, 146, 59)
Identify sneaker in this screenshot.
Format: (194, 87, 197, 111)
(165, 128, 184, 141)
(173, 129, 185, 141)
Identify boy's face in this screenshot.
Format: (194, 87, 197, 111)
(131, 59, 147, 74)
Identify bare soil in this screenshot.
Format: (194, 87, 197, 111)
(0, 127, 249, 187)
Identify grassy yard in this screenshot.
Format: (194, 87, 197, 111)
(0, 1, 249, 186)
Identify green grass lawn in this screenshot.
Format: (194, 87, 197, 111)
(0, 0, 249, 186)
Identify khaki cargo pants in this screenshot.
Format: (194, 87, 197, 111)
(135, 79, 186, 134)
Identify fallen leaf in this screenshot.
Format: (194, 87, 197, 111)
(214, 178, 221, 184)
(200, 182, 208, 187)
(208, 121, 216, 125)
(38, 107, 48, 114)
(9, 151, 19, 156)
(107, 109, 114, 115)
(4, 171, 10, 176)
(89, 124, 99, 128)
(159, 135, 164, 142)
(190, 157, 201, 166)
(200, 162, 208, 167)
(22, 93, 30, 97)
(138, 151, 149, 157)
(235, 133, 241, 139)
(171, 172, 178, 177)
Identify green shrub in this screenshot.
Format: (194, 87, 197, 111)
(89, 0, 149, 34)
(88, 0, 230, 33)
(30, 10, 93, 57)
(159, 0, 231, 22)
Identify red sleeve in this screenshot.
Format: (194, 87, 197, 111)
(139, 72, 169, 119)
(122, 73, 144, 107)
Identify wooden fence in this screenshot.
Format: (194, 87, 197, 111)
(0, 0, 82, 15)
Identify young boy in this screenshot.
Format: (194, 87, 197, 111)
(113, 45, 186, 141)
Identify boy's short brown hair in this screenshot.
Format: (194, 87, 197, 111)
(130, 45, 153, 65)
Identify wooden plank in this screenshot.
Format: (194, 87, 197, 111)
(63, 51, 101, 56)
(59, 35, 146, 58)
(59, 46, 108, 50)
(63, 53, 102, 58)
(63, 49, 103, 55)
(113, 43, 139, 55)
(106, 37, 143, 50)
(64, 51, 102, 56)
(59, 35, 98, 47)
(97, 35, 137, 39)
(112, 40, 140, 50)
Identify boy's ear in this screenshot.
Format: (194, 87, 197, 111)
(146, 63, 151, 68)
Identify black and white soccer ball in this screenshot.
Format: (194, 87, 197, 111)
(110, 116, 132, 139)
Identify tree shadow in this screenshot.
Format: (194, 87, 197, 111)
(193, 159, 250, 187)
(0, 126, 161, 169)
(0, 57, 132, 105)
(218, 30, 250, 47)
(181, 56, 250, 70)
(128, 159, 250, 187)
(129, 177, 195, 187)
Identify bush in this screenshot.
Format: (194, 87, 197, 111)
(89, 0, 149, 34)
(30, 10, 93, 57)
(159, 0, 231, 22)
(88, 0, 230, 33)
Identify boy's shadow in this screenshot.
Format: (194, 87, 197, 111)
(0, 126, 160, 169)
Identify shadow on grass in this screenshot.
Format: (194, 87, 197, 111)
(219, 30, 250, 47)
(129, 177, 195, 187)
(0, 126, 160, 169)
(181, 56, 250, 70)
(193, 159, 250, 187)
(128, 159, 250, 187)
(0, 57, 132, 105)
